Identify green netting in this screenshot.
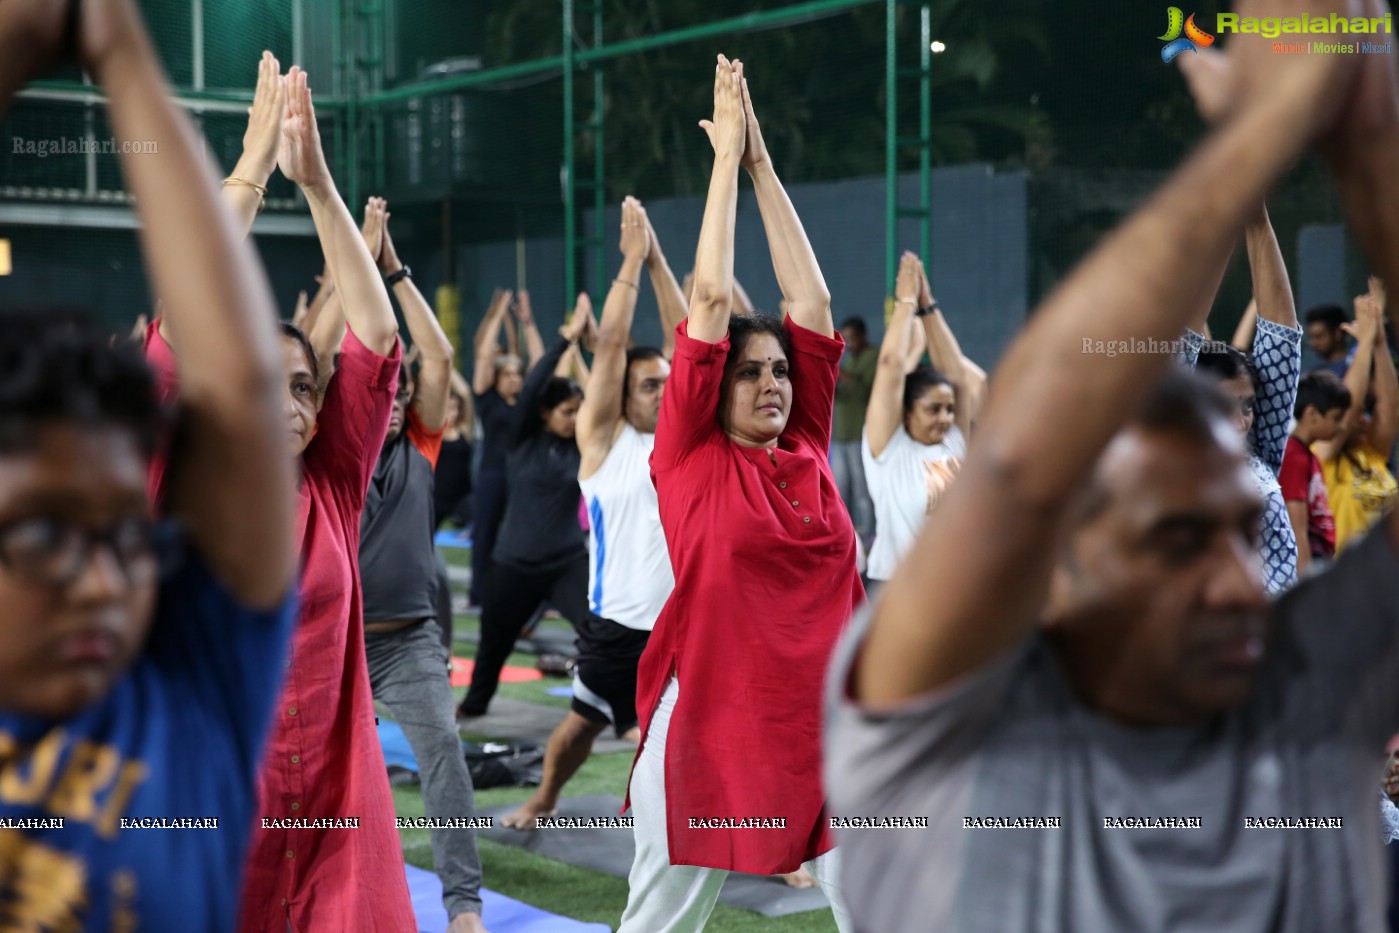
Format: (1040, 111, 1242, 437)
(0, 1, 1376, 338)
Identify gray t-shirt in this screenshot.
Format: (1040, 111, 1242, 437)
(825, 528, 1399, 932)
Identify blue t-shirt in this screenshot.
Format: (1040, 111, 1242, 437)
(0, 538, 295, 931)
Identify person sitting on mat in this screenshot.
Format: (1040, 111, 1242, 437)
(0, 1, 296, 927)
(502, 195, 681, 829)
(617, 56, 860, 933)
(458, 310, 593, 718)
(143, 59, 416, 930)
(339, 198, 490, 933)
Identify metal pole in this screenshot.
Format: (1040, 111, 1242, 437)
(563, 0, 577, 303)
(192, 0, 205, 92)
(884, 0, 896, 295)
(346, 0, 360, 210)
(593, 0, 606, 299)
(919, 4, 931, 266)
(363, 0, 879, 107)
(292, 0, 305, 76)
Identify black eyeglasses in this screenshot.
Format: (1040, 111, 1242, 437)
(0, 516, 167, 589)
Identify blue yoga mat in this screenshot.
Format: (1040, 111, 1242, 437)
(435, 530, 473, 549)
(546, 686, 574, 698)
(379, 719, 430, 771)
(407, 864, 612, 933)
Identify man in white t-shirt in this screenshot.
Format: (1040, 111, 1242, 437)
(502, 197, 678, 828)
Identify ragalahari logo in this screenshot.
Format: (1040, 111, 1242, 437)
(1160, 7, 1215, 62)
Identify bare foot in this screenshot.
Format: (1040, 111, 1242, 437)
(622, 726, 641, 744)
(778, 867, 816, 888)
(447, 911, 489, 933)
(499, 797, 558, 830)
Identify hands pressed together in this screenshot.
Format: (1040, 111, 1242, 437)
(699, 55, 769, 171)
(619, 195, 651, 262)
(561, 293, 596, 346)
(1345, 278, 1387, 346)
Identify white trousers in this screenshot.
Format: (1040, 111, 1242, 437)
(618, 678, 853, 933)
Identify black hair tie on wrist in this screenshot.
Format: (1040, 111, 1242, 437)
(915, 301, 939, 318)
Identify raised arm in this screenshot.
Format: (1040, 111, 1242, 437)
(77, 0, 295, 608)
(220, 52, 284, 237)
(1370, 278, 1399, 458)
(307, 196, 383, 372)
(515, 291, 546, 370)
(918, 259, 985, 437)
(1243, 206, 1304, 473)
(1178, 48, 1258, 351)
(687, 55, 746, 344)
(512, 317, 583, 448)
(1247, 206, 1299, 329)
(578, 197, 649, 474)
(865, 253, 922, 458)
(1232, 299, 1259, 351)
(380, 204, 455, 432)
(903, 316, 928, 372)
(642, 211, 687, 359)
(737, 62, 832, 337)
(505, 304, 522, 362)
(298, 266, 335, 335)
(1315, 294, 1381, 464)
(471, 289, 512, 395)
(857, 21, 1353, 706)
(278, 67, 397, 356)
(557, 342, 592, 392)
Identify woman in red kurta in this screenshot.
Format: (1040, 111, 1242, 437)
(147, 62, 416, 932)
(618, 57, 860, 932)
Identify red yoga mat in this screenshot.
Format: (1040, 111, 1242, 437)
(450, 657, 543, 688)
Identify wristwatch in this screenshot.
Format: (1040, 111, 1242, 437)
(385, 265, 412, 286)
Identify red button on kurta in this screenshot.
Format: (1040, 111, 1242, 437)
(634, 316, 864, 875)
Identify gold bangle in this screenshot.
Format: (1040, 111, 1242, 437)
(613, 278, 639, 291)
(222, 176, 268, 214)
(895, 297, 917, 305)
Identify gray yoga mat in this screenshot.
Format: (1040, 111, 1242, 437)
(462, 697, 635, 756)
(477, 795, 833, 918)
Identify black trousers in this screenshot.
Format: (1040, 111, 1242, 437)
(460, 552, 589, 714)
(468, 469, 508, 606)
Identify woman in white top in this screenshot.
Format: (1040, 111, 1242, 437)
(862, 252, 987, 589)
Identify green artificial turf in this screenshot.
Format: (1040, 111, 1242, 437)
(390, 545, 839, 931)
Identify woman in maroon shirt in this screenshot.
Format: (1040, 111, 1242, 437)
(144, 60, 416, 931)
(618, 56, 860, 932)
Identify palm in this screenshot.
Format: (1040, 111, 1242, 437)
(739, 74, 769, 168)
(277, 115, 315, 185)
(241, 53, 285, 176)
(276, 69, 329, 189)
